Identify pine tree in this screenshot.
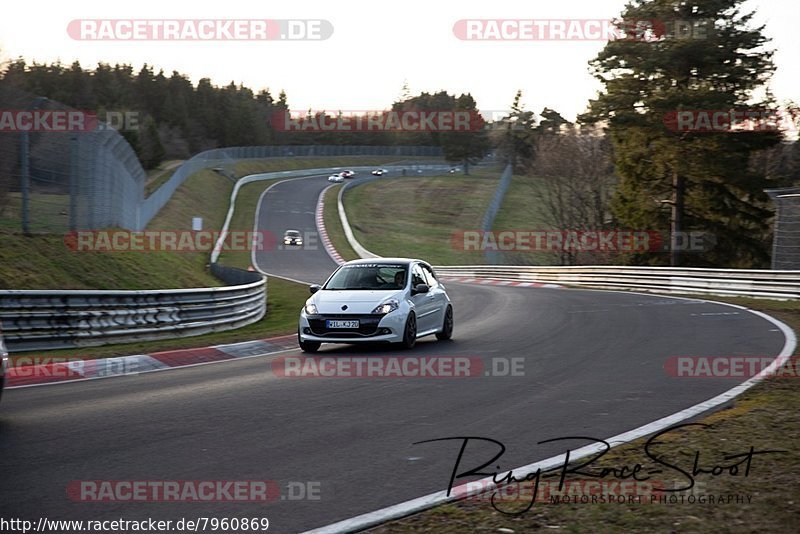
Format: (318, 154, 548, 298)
(582, 0, 782, 267)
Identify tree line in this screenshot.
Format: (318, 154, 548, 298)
(0, 60, 490, 169)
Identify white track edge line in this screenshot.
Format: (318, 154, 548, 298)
(302, 298, 796, 534)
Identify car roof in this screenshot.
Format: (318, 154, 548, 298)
(284, 229, 301, 234)
(342, 258, 424, 266)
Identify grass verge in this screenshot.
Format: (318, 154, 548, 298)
(342, 170, 501, 264)
(3, 156, 408, 354)
(372, 296, 800, 534)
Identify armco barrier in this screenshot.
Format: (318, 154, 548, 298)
(481, 164, 513, 264)
(0, 265, 265, 353)
(139, 146, 444, 230)
(433, 265, 800, 299)
(334, 180, 800, 300)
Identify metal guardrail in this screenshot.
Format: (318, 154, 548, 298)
(333, 170, 800, 300)
(433, 265, 800, 299)
(139, 146, 444, 230)
(481, 164, 513, 264)
(0, 265, 266, 353)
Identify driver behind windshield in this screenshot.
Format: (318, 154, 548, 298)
(325, 265, 408, 290)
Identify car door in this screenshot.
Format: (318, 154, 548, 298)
(409, 262, 438, 333)
(420, 263, 448, 329)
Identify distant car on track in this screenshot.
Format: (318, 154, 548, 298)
(328, 174, 344, 183)
(340, 170, 356, 178)
(298, 258, 453, 352)
(371, 168, 389, 176)
(0, 323, 8, 405)
(283, 229, 303, 247)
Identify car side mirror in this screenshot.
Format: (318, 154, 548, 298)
(309, 284, 321, 294)
(412, 283, 429, 295)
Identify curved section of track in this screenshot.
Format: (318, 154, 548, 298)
(0, 174, 791, 534)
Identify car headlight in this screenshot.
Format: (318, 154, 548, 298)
(371, 300, 399, 315)
(304, 302, 319, 315)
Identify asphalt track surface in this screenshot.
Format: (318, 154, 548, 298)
(0, 174, 789, 533)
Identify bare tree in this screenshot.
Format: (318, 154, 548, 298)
(531, 125, 617, 265)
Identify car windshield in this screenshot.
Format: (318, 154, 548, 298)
(285, 231, 300, 237)
(323, 263, 408, 290)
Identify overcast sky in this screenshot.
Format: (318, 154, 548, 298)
(1, 0, 797, 120)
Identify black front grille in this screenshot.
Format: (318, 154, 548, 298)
(307, 314, 383, 337)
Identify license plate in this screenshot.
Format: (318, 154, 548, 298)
(326, 320, 359, 329)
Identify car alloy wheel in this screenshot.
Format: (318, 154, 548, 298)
(298, 330, 321, 353)
(401, 313, 417, 349)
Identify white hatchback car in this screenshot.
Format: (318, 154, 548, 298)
(327, 174, 344, 183)
(298, 259, 453, 352)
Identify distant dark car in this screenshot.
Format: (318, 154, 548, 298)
(0, 323, 8, 405)
(283, 229, 303, 246)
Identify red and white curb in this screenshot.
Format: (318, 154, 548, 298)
(439, 276, 562, 288)
(6, 334, 298, 388)
(316, 185, 346, 265)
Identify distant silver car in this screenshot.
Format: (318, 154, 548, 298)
(283, 229, 303, 246)
(298, 258, 454, 352)
(0, 323, 8, 405)
(371, 168, 389, 176)
(328, 174, 344, 183)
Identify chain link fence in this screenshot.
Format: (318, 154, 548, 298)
(0, 86, 145, 233)
(0, 87, 444, 233)
(767, 187, 800, 269)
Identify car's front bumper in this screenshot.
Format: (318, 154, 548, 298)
(299, 312, 407, 344)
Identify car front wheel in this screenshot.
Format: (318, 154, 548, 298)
(400, 313, 417, 349)
(298, 331, 321, 353)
